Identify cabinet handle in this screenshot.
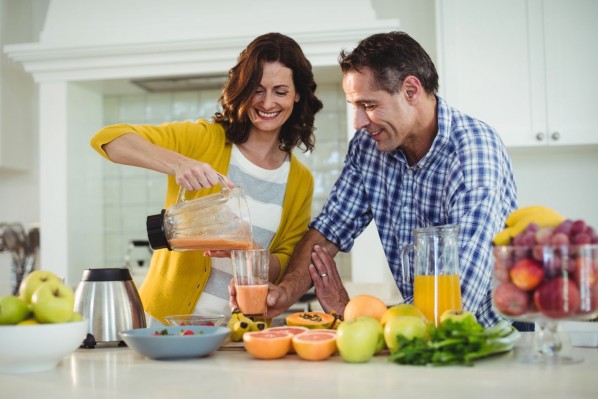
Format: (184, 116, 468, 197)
(551, 131, 560, 141)
(535, 132, 545, 141)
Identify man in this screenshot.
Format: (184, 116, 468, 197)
(264, 31, 518, 328)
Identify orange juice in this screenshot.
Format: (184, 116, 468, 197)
(414, 274, 462, 325)
(235, 284, 268, 316)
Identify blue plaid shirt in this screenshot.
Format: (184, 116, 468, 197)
(311, 96, 517, 327)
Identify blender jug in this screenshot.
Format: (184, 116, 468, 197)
(146, 181, 252, 252)
(401, 224, 462, 325)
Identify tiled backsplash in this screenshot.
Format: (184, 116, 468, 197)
(101, 83, 351, 278)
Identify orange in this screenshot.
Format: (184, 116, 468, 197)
(242, 330, 293, 359)
(343, 294, 388, 322)
(292, 331, 337, 361)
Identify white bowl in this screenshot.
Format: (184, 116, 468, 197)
(0, 320, 87, 374)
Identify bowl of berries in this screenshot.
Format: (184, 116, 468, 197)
(492, 207, 598, 364)
(120, 325, 230, 360)
(164, 314, 227, 327)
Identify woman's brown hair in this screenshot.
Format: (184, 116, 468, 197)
(213, 32, 323, 153)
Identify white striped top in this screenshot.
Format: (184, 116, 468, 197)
(192, 144, 290, 317)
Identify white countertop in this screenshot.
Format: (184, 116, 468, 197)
(1, 333, 597, 399)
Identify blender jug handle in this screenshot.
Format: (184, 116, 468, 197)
(401, 244, 414, 283)
(176, 173, 230, 204)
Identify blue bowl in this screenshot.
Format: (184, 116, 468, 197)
(120, 325, 230, 360)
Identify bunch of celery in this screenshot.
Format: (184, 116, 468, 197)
(388, 319, 521, 367)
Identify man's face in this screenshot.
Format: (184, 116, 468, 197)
(342, 68, 414, 153)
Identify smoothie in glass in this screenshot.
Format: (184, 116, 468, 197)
(235, 284, 268, 316)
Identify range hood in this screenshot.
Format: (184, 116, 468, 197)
(131, 74, 229, 93)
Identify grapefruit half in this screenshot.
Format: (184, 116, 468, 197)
(242, 330, 293, 359)
(292, 330, 337, 361)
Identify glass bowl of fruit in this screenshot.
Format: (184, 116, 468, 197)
(492, 218, 598, 364)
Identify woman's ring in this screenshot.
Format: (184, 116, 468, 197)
(320, 273, 328, 278)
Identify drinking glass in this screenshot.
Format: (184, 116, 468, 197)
(231, 249, 269, 317)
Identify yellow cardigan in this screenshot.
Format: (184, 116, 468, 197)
(90, 120, 313, 323)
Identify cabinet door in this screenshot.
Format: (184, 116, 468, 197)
(437, 0, 546, 147)
(543, 0, 598, 145)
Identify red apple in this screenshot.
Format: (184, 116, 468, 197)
(533, 277, 581, 319)
(509, 258, 545, 291)
(493, 282, 529, 316)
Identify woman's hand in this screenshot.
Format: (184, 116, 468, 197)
(309, 245, 350, 316)
(174, 159, 234, 191)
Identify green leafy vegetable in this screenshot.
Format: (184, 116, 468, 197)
(387, 319, 521, 367)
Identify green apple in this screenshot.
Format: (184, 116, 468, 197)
(439, 309, 479, 329)
(336, 316, 383, 363)
(18, 318, 40, 325)
(380, 304, 426, 326)
(384, 315, 428, 354)
(0, 295, 31, 324)
(19, 270, 62, 304)
(31, 280, 75, 323)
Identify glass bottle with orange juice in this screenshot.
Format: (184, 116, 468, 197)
(402, 224, 463, 325)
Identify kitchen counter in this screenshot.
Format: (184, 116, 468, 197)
(1, 333, 597, 399)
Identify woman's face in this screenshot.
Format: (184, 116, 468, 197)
(248, 61, 299, 135)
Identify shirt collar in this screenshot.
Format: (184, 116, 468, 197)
(410, 95, 451, 170)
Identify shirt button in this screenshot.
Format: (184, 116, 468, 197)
(403, 206, 408, 212)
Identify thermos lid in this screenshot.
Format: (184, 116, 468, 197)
(146, 209, 171, 250)
(81, 267, 133, 282)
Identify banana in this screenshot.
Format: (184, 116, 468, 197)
(504, 205, 563, 227)
(249, 321, 266, 332)
(494, 206, 566, 246)
(227, 308, 253, 330)
(509, 212, 565, 237)
(229, 320, 251, 342)
(492, 227, 513, 246)
(250, 317, 273, 328)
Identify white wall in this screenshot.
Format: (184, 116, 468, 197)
(510, 146, 598, 228)
(0, 0, 47, 295)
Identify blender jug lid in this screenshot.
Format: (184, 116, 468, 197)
(81, 267, 133, 282)
(146, 209, 171, 250)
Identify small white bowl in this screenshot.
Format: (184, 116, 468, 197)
(0, 320, 87, 374)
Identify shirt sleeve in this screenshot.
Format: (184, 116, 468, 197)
(446, 126, 517, 326)
(89, 119, 221, 160)
(310, 132, 373, 252)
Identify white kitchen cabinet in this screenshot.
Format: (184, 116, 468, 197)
(436, 0, 598, 147)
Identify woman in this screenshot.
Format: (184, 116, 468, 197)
(90, 32, 323, 326)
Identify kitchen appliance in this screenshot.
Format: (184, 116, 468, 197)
(74, 268, 146, 348)
(146, 181, 252, 252)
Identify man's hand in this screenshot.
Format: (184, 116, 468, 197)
(308, 245, 350, 316)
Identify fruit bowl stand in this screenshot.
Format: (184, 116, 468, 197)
(1, 332, 596, 399)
